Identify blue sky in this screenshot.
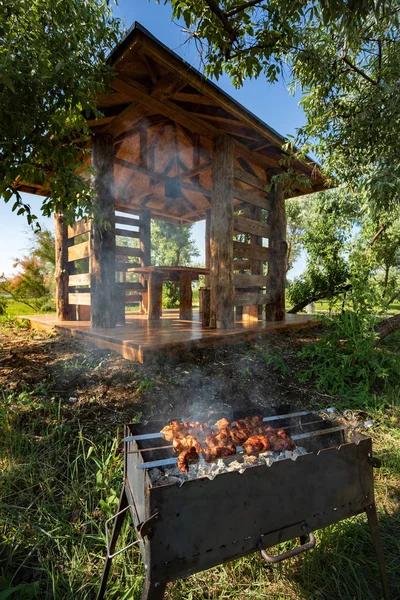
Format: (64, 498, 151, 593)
(0, 0, 306, 277)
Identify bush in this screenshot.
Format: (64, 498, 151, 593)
(162, 282, 180, 309)
(298, 302, 400, 405)
(38, 296, 56, 313)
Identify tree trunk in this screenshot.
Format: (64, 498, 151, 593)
(375, 313, 400, 343)
(287, 293, 326, 315)
(383, 263, 390, 292)
(54, 211, 70, 320)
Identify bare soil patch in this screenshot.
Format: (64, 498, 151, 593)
(0, 322, 328, 432)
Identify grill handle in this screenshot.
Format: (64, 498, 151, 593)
(259, 531, 316, 564)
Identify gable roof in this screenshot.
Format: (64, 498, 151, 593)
(16, 22, 328, 221)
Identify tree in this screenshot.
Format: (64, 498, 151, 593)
(285, 197, 308, 273)
(287, 191, 400, 317)
(287, 191, 354, 313)
(151, 222, 200, 267)
(0, 0, 121, 224)
(0, 227, 56, 311)
(166, 0, 399, 210)
(151, 221, 200, 306)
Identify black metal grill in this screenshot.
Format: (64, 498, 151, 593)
(97, 410, 389, 600)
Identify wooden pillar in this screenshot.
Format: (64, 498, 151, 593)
(148, 272, 163, 320)
(265, 182, 287, 321)
(179, 272, 192, 320)
(205, 208, 211, 288)
(90, 133, 117, 328)
(54, 211, 70, 321)
(210, 136, 234, 329)
(139, 209, 151, 267)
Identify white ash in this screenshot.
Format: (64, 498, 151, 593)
(149, 446, 308, 487)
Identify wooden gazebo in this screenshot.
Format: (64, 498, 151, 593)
(17, 23, 326, 332)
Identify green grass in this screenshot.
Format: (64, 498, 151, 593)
(285, 294, 400, 316)
(1, 383, 399, 599)
(0, 299, 41, 317)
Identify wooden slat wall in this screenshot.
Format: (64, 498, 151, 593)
(115, 228, 140, 239)
(68, 293, 91, 306)
(67, 220, 92, 312)
(233, 168, 267, 191)
(69, 273, 90, 286)
(234, 215, 270, 238)
(234, 274, 268, 287)
(233, 259, 251, 271)
(116, 246, 143, 258)
(68, 239, 91, 262)
(233, 241, 269, 261)
(67, 219, 91, 238)
(233, 187, 271, 210)
(115, 215, 141, 227)
(232, 168, 271, 313)
(115, 210, 148, 312)
(234, 292, 272, 307)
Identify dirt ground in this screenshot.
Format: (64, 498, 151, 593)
(0, 321, 331, 432)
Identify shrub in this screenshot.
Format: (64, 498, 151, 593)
(298, 304, 400, 405)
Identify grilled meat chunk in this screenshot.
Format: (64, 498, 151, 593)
(161, 421, 189, 441)
(243, 435, 271, 455)
(203, 444, 236, 462)
(204, 427, 231, 449)
(229, 425, 249, 446)
(187, 422, 212, 442)
(172, 434, 202, 454)
(177, 447, 199, 473)
(215, 417, 231, 430)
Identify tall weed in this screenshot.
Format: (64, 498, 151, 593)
(298, 284, 400, 405)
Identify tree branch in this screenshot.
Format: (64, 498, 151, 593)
(374, 313, 400, 343)
(225, 0, 266, 17)
(0, 283, 37, 311)
(203, 0, 238, 41)
(340, 54, 378, 85)
(369, 223, 385, 246)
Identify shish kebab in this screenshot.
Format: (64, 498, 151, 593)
(124, 412, 346, 472)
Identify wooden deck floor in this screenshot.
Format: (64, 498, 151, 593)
(23, 311, 320, 363)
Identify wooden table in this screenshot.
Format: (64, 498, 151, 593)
(127, 266, 209, 320)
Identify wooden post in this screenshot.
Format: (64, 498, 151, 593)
(139, 209, 151, 267)
(90, 133, 117, 328)
(54, 211, 70, 321)
(205, 208, 211, 288)
(265, 182, 286, 321)
(210, 135, 234, 329)
(148, 272, 163, 319)
(179, 272, 192, 320)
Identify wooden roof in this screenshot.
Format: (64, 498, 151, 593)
(16, 23, 327, 223)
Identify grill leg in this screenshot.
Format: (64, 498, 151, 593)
(365, 503, 390, 600)
(140, 575, 166, 600)
(97, 488, 129, 600)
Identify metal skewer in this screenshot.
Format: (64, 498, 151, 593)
(123, 410, 311, 443)
(136, 426, 347, 469)
(126, 417, 334, 454)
